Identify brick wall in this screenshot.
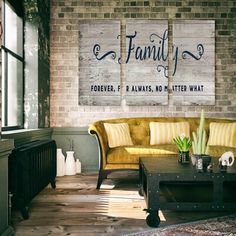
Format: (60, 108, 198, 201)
(50, 0, 236, 127)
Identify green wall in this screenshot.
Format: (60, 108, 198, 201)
(52, 128, 99, 172)
(3, 128, 98, 172)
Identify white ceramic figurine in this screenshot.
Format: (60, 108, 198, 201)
(219, 151, 235, 166)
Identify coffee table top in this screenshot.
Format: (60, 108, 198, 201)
(140, 156, 236, 174)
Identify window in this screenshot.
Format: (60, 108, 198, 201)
(2, 1, 24, 130)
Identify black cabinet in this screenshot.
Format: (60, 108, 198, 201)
(0, 140, 14, 236)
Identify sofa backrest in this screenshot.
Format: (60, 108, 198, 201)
(96, 117, 234, 146)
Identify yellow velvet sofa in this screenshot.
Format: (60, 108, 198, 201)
(88, 117, 236, 189)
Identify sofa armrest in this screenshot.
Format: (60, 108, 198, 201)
(88, 122, 109, 169)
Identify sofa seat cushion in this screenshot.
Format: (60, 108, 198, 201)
(207, 145, 236, 158)
(107, 145, 178, 164)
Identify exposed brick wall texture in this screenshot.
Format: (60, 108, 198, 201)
(50, 0, 236, 127)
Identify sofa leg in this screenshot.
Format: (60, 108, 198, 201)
(96, 170, 108, 189)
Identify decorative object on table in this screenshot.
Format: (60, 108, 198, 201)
(65, 151, 76, 175)
(195, 155, 203, 172)
(173, 135, 192, 164)
(207, 164, 213, 172)
(76, 158, 82, 174)
(219, 151, 235, 172)
(202, 155, 212, 170)
(56, 148, 65, 176)
(65, 138, 76, 175)
(191, 110, 211, 171)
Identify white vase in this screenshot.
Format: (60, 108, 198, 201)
(76, 159, 81, 174)
(57, 149, 65, 177)
(65, 151, 76, 175)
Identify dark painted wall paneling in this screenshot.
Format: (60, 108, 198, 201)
(0, 140, 14, 236)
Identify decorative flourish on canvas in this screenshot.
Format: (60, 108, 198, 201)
(79, 20, 214, 106)
(93, 44, 117, 60)
(182, 44, 204, 60)
(157, 65, 168, 78)
(172, 20, 215, 106)
(92, 29, 205, 78)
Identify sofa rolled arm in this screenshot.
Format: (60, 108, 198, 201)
(88, 122, 109, 169)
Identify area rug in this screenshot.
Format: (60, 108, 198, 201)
(124, 214, 236, 236)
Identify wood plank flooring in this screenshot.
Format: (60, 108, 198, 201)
(11, 171, 233, 236)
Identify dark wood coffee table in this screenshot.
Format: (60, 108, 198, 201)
(139, 156, 236, 227)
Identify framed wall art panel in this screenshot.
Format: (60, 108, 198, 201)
(172, 20, 215, 105)
(79, 20, 121, 105)
(125, 20, 169, 106)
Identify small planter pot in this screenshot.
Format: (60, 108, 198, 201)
(178, 151, 190, 164)
(191, 154, 212, 172)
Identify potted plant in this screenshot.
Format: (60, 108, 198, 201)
(173, 135, 192, 163)
(65, 138, 82, 174)
(192, 110, 211, 171)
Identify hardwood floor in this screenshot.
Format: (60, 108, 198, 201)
(11, 171, 233, 236)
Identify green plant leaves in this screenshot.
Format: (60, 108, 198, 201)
(173, 136, 192, 152)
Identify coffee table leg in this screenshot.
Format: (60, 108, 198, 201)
(145, 177, 160, 227)
(138, 161, 144, 196)
(146, 210, 160, 227)
(138, 187, 144, 196)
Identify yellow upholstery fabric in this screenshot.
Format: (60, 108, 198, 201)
(129, 123, 149, 145)
(104, 123, 133, 148)
(88, 117, 236, 170)
(207, 122, 236, 148)
(104, 163, 139, 170)
(207, 145, 236, 158)
(107, 144, 178, 164)
(149, 122, 190, 145)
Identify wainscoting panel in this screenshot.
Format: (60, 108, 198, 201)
(2, 128, 53, 147)
(52, 127, 99, 172)
(0, 139, 14, 236)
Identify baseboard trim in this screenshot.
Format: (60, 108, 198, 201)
(52, 127, 89, 135)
